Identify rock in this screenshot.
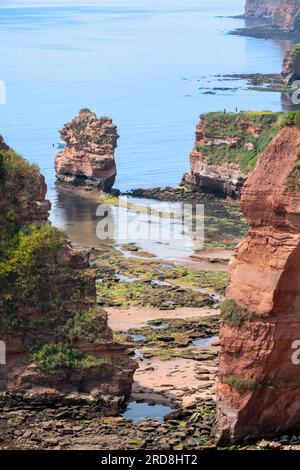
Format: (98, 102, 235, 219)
(182, 113, 280, 198)
(0, 136, 136, 417)
(245, 0, 300, 31)
(216, 124, 300, 443)
(282, 44, 300, 84)
(55, 109, 118, 191)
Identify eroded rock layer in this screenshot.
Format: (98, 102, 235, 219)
(0, 137, 136, 415)
(182, 112, 280, 198)
(245, 0, 300, 30)
(282, 43, 300, 83)
(216, 125, 300, 443)
(55, 109, 118, 192)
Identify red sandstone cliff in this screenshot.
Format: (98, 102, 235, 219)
(182, 112, 279, 198)
(0, 137, 136, 415)
(55, 110, 118, 192)
(245, 0, 300, 30)
(216, 124, 300, 443)
(282, 43, 300, 83)
(183, 117, 246, 198)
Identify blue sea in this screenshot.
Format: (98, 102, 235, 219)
(0, 0, 292, 244)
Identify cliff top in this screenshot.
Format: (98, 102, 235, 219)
(195, 111, 284, 173)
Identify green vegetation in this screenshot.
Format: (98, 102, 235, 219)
(114, 316, 220, 357)
(223, 375, 258, 392)
(79, 108, 95, 115)
(283, 110, 300, 127)
(199, 111, 283, 173)
(30, 343, 111, 373)
(0, 148, 110, 374)
(0, 149, 41, 206)
(0, 223, 66, 313)
(98, 277, 212, 308)
(221, 298, 250, 326)
(291, 43, 300, 61)
(61, 307, 107, 343)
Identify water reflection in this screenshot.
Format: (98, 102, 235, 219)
(51, 188, 204, 260)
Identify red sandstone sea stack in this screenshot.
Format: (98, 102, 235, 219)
(216, 124, 300, 443)
(55, 109, 118, 192)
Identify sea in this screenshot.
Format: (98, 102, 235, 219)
(0, 0, 292, 254)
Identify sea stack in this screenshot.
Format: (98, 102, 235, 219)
(216, 121, 300, 443)
(55, 109, 118, 192)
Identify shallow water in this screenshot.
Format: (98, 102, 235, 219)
(192, 336, 219, 348)
(0, 0, 292, 248)
(122, 400, 172, 423)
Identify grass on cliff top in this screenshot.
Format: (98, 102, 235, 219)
(198, 111, 284, 173)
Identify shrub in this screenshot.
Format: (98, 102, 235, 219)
(0, 223, 66, 312)
(61, 307, 107, 343)
(221, 298, 249, 326)
(30, 342, 111, 373)
(283, 111, 300, 128)
(79, 108, 95, 115)
(0, 149, 41, 206)
(223, 375, 257, 391)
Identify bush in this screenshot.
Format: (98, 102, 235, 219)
(0, 149, 41, 206)
(0, 223, 66, 312)
(223, 375, 257, 391)
(79, 108, 95, 115)
(61, 307, 107, 343)
(221, 298, 249, 326)
(283, 111, 300, 128)
(30, 342, 111, 373)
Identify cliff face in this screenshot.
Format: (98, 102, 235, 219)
(183, 112, 280, 198)
(216, 124, 300, 443)
(0, 137, 136, 415)
(245, 0, 300, 30)
(55, 109, 118, 192)
(282, 43, 300, 83)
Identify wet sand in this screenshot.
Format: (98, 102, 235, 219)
(107, 306, 219, 332)
(107, 306, 220, 406)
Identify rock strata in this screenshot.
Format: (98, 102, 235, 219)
(0, 136, 136, 415)
(282, 43, 300, 83)
(182, 112, 280, 198)
(245, 0, 300, 30)
(55, 109, 118, 191)
(216, 124, 300, 443)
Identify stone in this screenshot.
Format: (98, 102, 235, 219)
(282, 44, 300, 84)
(182, 114, 257, 198)
(216, 125, 300, 443)
(55, 109, 118, 191)
(0, 135, 136, 416)
(245, 0, 300, 30)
